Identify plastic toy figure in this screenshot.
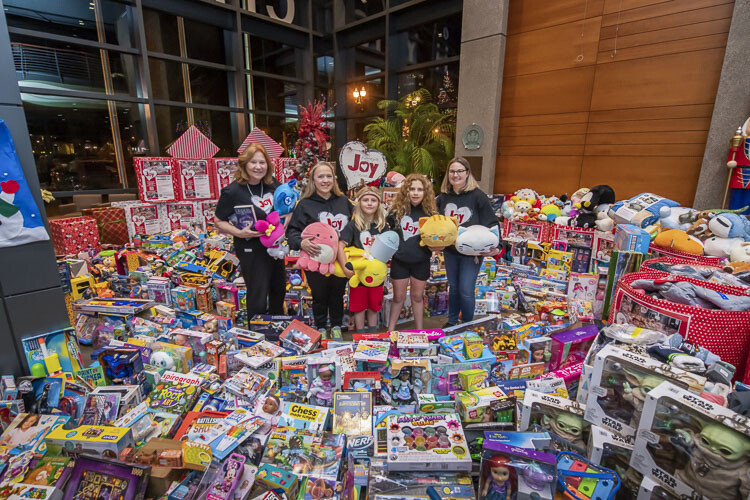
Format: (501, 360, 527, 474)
(539, 409, 587, 450)
(128, 276, 144, 299)
(392, 368, 415, 405)
(673, 422, 750, 500)
(482, 455, 515, 500)
(621, 371, 663, 427)
(307, 365, 335, 407)
(256, 395, 282, 435)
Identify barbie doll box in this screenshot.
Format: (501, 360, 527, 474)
(630, 381, 750, 500)
(385, 413, 472, 472)
(585, 345, 706, 439)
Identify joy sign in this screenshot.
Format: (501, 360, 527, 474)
(338, 141, 387, 189)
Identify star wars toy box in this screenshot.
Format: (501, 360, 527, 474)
(520, 390, 590, 455)
(385, 413, 472, 472)
(630, 381, 750, 500)
(587, 425, 634, 473)
(261, 429, 346, 480)
(584, 345, 707, 439)
(44, 425, 134, 458)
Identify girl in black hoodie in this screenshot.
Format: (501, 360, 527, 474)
(286, 162, 353, 340)
(385, 173, 438, 332)
(436, 157, 500, 327)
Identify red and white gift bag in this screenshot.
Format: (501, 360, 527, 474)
(212, 158, 239, 193)
(174, 159, 214, 201)
(134, 157, 178, 202)
(273, 158, 297, 183)
(609, 271, 750, 383)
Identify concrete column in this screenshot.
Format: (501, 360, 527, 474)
(0, 1, 70, 376)
(693, 0, 750, 209)
(453, 0, 508, 194)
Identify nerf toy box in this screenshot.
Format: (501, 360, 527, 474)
(385, 413, 472, 472)
(44, 425, 134, 458)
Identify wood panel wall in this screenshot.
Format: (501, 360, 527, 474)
(494, 0, 733, 205)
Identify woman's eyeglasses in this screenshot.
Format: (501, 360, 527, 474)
(449, 169, 467, 176)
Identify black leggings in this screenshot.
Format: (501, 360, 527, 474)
(306, 271, 347, 329)
(237, 244, 286, 319)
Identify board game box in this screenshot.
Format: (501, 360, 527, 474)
(147, 371, 202, 415)
(276, 401, 329, 432)
(261, 429, 346, 480)
(385, 413, 472, 472)
(63, 455, 150, 500)
(45, 425, 134, 459)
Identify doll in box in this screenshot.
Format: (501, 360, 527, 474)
(256, 395, 282, 435)
(307, 364, 335, 407)
(392, 368, 415, 405)
(481, 455, 515, 500)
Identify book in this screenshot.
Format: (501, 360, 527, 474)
(229, 205, 257, 230)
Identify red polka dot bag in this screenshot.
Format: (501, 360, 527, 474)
(609, 271, 750, 384)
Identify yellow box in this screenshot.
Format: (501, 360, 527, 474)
(70, 276, 95, 301)
(45, 425, 134, 459)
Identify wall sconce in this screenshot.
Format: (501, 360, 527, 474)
(352, 86, 367, 105)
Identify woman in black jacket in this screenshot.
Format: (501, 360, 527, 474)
(286, 162, 353, 340)
(214, 143, 285, 321)
(436, 157, 499, 327)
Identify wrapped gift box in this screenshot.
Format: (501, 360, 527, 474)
(49, 216, 100, 255)
(81, 206, 128, 245)
(174, 158, 215, 201)
(212, 158, 239, 193)
(273, 158, 297, 183)
(134, 157, 179, 202)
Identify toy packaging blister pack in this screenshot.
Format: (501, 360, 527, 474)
(385, 413, 472, 472)
(587, 425, 634, 480)
(261, 429, 345, 480)
(584, 344, 707, 439)
(520, 390, 590, 454)
(480, 439, 557, 500)
(630, 381, 750, 500)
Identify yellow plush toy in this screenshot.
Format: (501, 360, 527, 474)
(419, 215, 459, 248)
(333, 247, 389, 287)
(653, 229, 704, 255)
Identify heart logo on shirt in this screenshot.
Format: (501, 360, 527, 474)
(182, 169, 195, 179)
(169, 212, 182, 222)
(360, 230, 375, 249)
(252, 193, 274, 214)
(444, 203, 472, 226)
(320, 212, 348, 233)
(401, 216, 419, 240)
(132, 215, 146, 226)
(142, 168, 156, 180)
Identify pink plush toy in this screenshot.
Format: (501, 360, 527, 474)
(296, 222, 339, 274)
(254, 211, 288, 259)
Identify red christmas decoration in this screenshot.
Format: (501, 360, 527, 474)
(294, 98, 334, 182)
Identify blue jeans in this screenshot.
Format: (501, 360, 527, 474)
(444, 251, 482, 324)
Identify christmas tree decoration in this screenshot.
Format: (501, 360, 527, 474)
(293, 99, 334, 184)
(0, 120, 49, 247)
(437, 70, 455, 105)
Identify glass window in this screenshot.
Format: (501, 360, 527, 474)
(154, 105, 188, 154)
(248, 75, 301, 115)
(343, 0, 385, 24)
(184, 19, 227, 64)
(396, 14, 462, 66)
(143, 9, 180, 56)
(21, 93, 121, 191)
(345, 116, 374, 143)
(11, 35, 106, 92)
(315, 55, 334, 86)
(249, 114, 298, 152)
(241, 0, 308, 28)
(189, 66, 230, 106)
(397, 62, 459, 108)
(100, 0, 137, 47)
(107, 51, 139, 95)
(116, 102, 149, 188)
(351, 37, 385, 78)
(193, 108, 236, 157)
(346, 77, 383, 115)
(245, 34, 302, 78)
(149, 58, 185, 102)
(4, 0, 99, 42)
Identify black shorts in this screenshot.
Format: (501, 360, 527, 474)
(390, 258, 430, 281)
